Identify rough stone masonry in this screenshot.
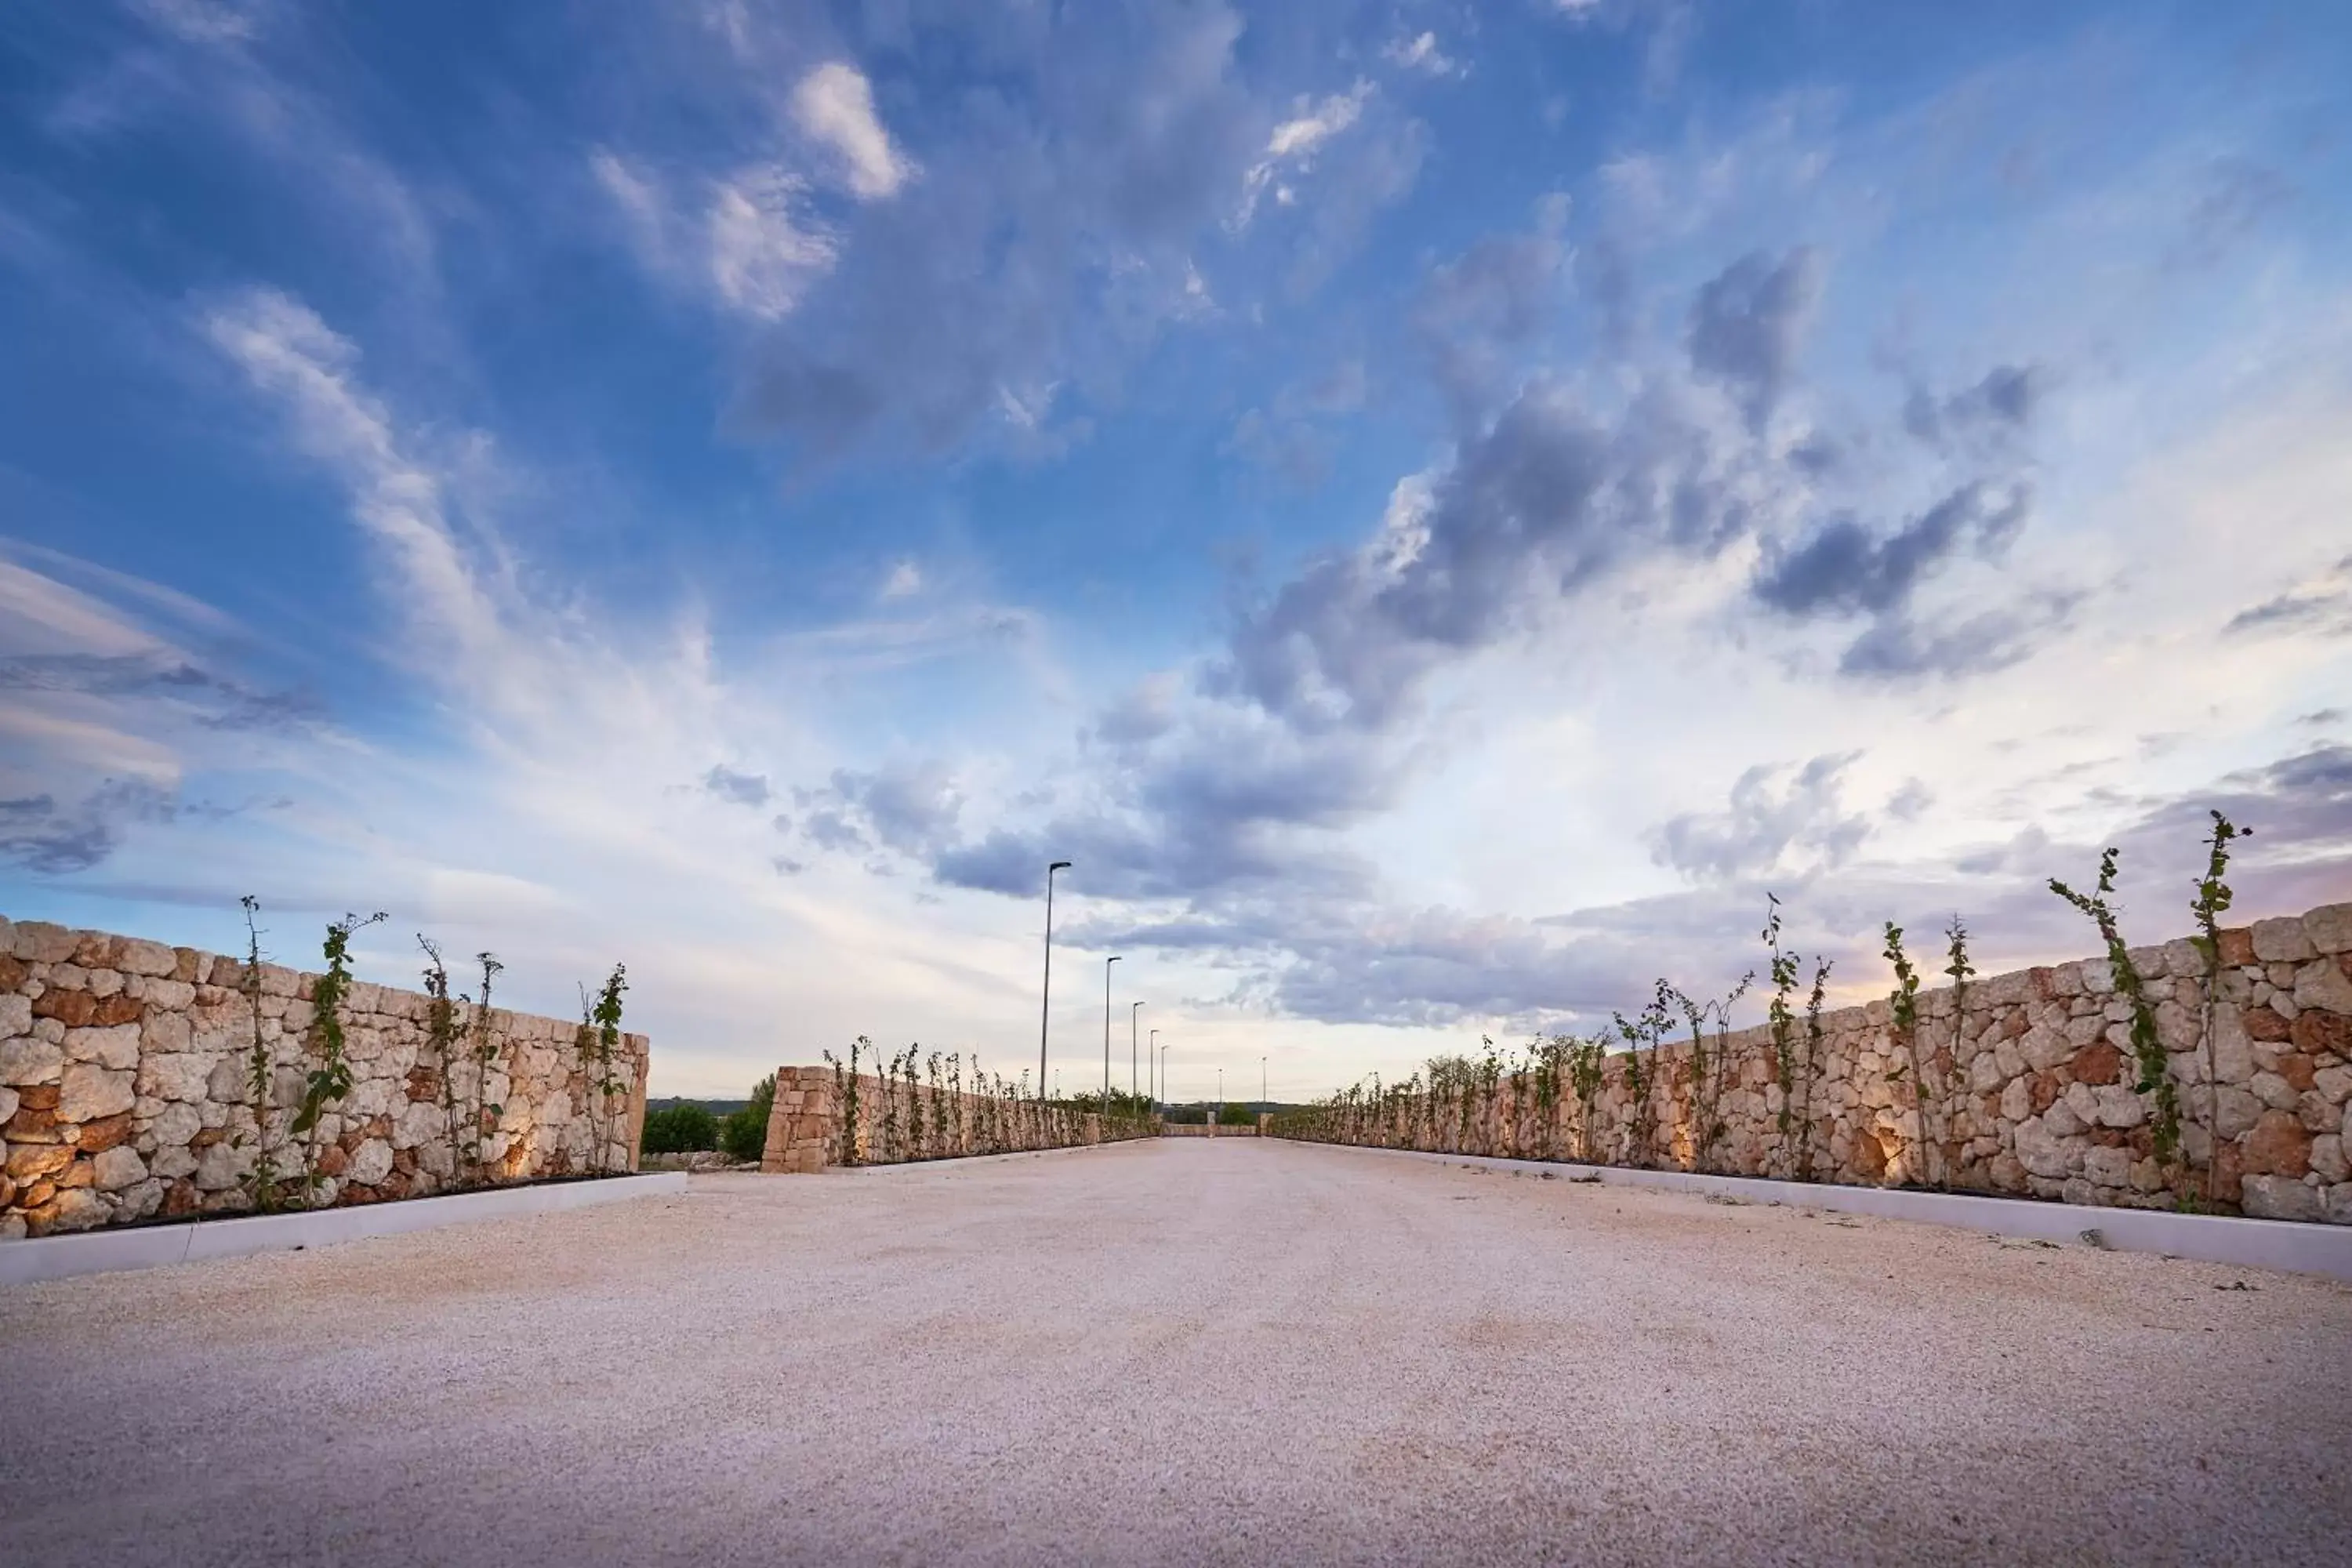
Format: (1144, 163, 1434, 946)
(1276, 902, 2352, 1225)
(0, 916, 650, 1240)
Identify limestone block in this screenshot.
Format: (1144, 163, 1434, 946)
(140, 1009, 191, 1054)
(2013, 1117, 2070, 1178)
(2250, 1071, 2300, 1112)
(140, 978, 195, 1011)
(2082, 1145, 2133, 1188)
(348, 1138, 394, 1186)
(194, 1139, 252, 1192)
(0, 994, 30, 1036)
(2293, 960, 2352, 1016)
(0, 1084, 15, 1125)
(92, 1145, 147, 1191)
(12, 923, 77, 962)
(150, 1146, 198, 1180)
(2252, 917, 2318, 964)
(58, 1062, 134, 1122)
(116, 1177, 164, 1222)
(64, 1022, 141, 1069)
(205, 1054, 249, 1102)
(2310, 1134, 2349, 1185)
(2242, 1110, 2312, 1178)
(2019, 1025, 2071, 1073)
(2090, 1085, 2146, 1128)
(1, 1035, 65, 1085)
(118, 938, 176, 978)
(2241, 1174, 2324, 1222)
(149, 1100, 200, 1149)
(48, 1187, 112, 1232)
(2303, 904, 2352, 955)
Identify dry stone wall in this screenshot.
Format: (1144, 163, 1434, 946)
(1274, 902, 2352, 1225)
(1, 915, 650, 1240)
(762, 1065, 1150, 1171)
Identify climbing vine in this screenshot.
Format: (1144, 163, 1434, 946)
(1763, 895, 1802, 1171)
(1882, 921, 1931, 1188)
(2050, 849, 2181, 1165)
(291, 909, 387, 1201)
(2188, 811, 2248, 1209)
(238, 896, 284, 1213)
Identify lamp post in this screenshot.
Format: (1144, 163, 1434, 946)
(1148, 1029, 1159, 1109)
(1039, 861, 1070, 1102)
(1131, 1000, 1143, 1108)
(1261, 1054, 1267, 1120)
(1159, 1041, 1167, 1116)
(1103, 955, 1121, 1109)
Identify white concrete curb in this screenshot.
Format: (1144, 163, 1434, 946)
(835, 1138, 1157, 1174)
(0, 1172, 688, 1287)
(1280, 1141, 2352, 1285)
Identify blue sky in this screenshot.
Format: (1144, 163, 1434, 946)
(4, 0, 2350, 1098)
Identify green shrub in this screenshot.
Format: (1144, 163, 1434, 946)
(1216, 1102, 1256, 1127)
(641, 1102, 718, 1155)
(720, 1073, 776, 1163)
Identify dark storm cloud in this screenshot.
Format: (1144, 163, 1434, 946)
(1685, 247, 1823, 433)
(1212, 376, 1749, 733)
(0, 778, 178, 876)
(1755, 481, 2028, 619)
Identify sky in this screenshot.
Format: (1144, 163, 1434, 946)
(2, 0, 2350, 1102)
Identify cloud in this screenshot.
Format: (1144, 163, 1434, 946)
(1754, 481, 2030, 619)
(1903, 364, 2042, 448)
(880, 560, 923, 600)
(1835, 590, 2081, 681)
(2224, 590, 2352, 638)
(702, 765, 771, 808)
(793, 763, 964, 861)
(730, 4, 1264, 463)
(1214, 367, 1750, 732)
(1412, 198, 1571, 422)
(1383, 33, 1463, 78)
(0, 777, 179, 875)
(789, 62, 916, 201)
(593, 151, 838, 323)
(1244, 79, 1373, 210)
(0, 651, 321, 732)
(1650, 753, 1872, 883)
(1686, 247, 1823, 433)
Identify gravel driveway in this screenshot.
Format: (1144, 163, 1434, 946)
(5, 1138, 2349, 1566)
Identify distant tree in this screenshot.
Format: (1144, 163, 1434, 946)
(641, 1102, 718, 1155)
(720, 1073, 776, 1163)
(1216, 1102, 1255, 1127)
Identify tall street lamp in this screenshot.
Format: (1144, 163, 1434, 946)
(1131, 1000, 1144, 1106)
(1103, 955, 1121, 1109)
(1159, 1040, 1168, 1116)
(1148, 1029, 1159, 1108)
(1038, 861, 1070, 1102)
(1261, 1054, 1268, 1120)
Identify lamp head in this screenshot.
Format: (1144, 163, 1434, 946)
(1048, 859, 1072, 873)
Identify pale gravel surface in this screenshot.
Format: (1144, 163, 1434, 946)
(5, 1138, 2350, 1566)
